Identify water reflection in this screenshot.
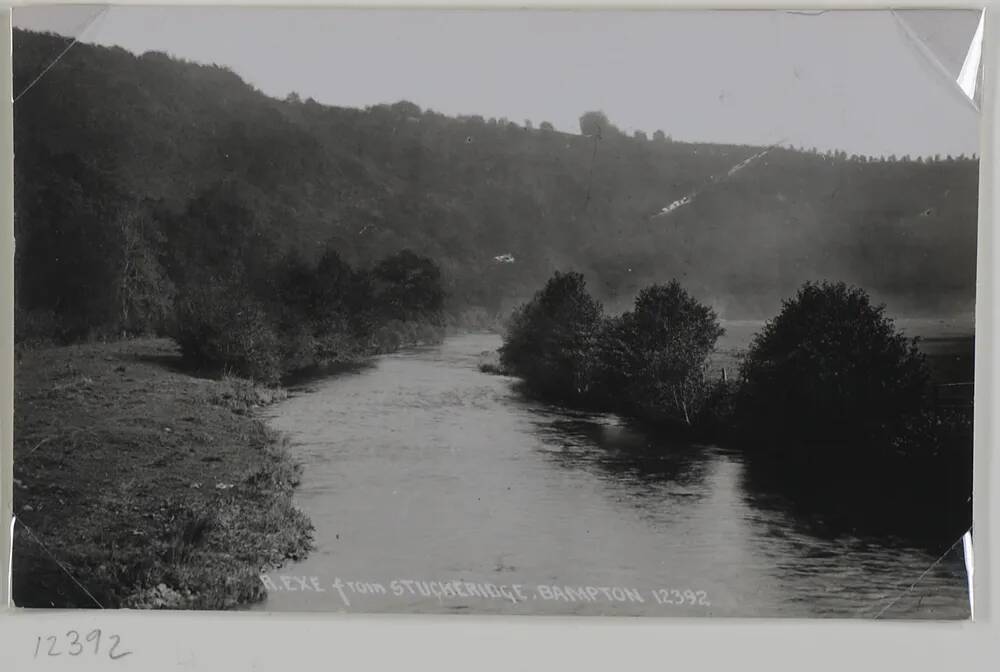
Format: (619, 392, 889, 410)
(526, 412, 711, 503)
(738, 448, 971, 552)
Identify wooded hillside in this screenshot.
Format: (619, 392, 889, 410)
(13, 29, 979, 340)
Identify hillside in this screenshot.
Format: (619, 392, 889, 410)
(13, 28, 979, 338)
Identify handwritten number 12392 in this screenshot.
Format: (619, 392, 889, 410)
(34, 630, 132, 660)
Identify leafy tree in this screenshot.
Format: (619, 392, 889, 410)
(500, 271, 603, 399)
(653, 130, 667, 142)
(736, 281, 929, 449)
(371, 250, 445, 323)
(268, 252, 316, 316)
(15, 152, 123, 339)
(313, 247, 360, 320)
(162, 183, 275, 287)
(539, 121, 555, 132)
(594, 281, 723, 426)
(311, 246, 374, 357)
(172, 277, 282, 383)
(389, 100, 422, 118)
(578, 110, 617, 138)
(114, 203, 175, 336)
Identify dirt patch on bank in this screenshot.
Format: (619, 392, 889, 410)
(12, 338, 313, 609)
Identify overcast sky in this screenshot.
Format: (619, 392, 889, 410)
(14, 6, 982, 158)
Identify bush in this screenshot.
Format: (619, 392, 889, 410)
(172, 280, 282, 384)
(736, 281, 929, 450)
(499, 271, 603, 400)
(369, 319, 445, 354)
(274, 320, 317, 374)
(592, 281, 724, 426)
(371, 249, 445, 324)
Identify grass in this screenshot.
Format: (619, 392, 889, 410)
(12, 338, 313, 609)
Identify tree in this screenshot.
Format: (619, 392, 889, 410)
(653, 130, 667, 142)
(371, 249, 445, 323)
(539, 121, 555, 132)
(172, 277, 282, 383)
(163, 183, 274, 287)
(268, 251, 316, 317)
(595, 281, 723, 426)
(115, 203, 174, 336)
(16, 156, 123, 339)
(578, 110, 617, 138)
(389, 100, 422, 118)
(500, 271, 603, 399)
(308, 247, 369, 358)
(736, 281, 929, 450)
(633, 130, 648, 141)
(264, 252, 321, 371)
(313, 246, 358, 319)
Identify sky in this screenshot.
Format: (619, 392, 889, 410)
(14, 6, 982, 158)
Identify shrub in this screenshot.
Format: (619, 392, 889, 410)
(172, 280, 282, 384)
(593, 281, 724, 426)
(370, 250, 445, 324)
(499, 271, 603, 400)
(274, 320, 317, 374)
(736, 281, 929, 450)
(368, 319, 445, 354)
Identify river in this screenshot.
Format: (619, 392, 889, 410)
(257, 333, 970, 618)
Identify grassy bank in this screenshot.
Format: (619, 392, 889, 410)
(12, 338, 313, 609)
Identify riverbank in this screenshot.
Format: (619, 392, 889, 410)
(12, 338, 313, 609)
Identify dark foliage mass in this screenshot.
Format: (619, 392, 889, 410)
(737, 281, 930, 449)
(168, 241, 444, 383)
(14, 29, 978, 353)
(733, 281, 972, 540)
(500, 275, 972, 539)
(500, 272, 604, 400)
(501, 273, 726, 430)
(594, 282, 726, 426)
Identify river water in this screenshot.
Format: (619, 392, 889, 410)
(258, 333, 970, 618)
